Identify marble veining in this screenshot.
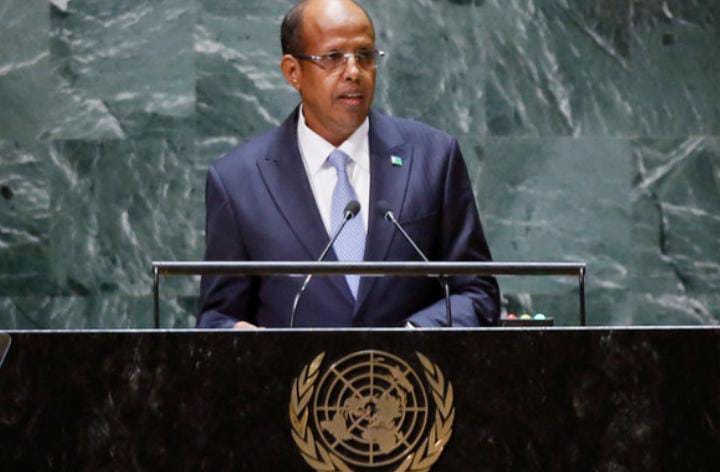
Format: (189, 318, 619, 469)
(0, 0, 718, 328)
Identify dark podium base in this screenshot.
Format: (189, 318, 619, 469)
(2, 328, 720, 470)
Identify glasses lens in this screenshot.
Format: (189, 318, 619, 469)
(370, 50, 385, 68)
(315, 50, 384, 70)
(356, 50, 377, 68)
(321, 52, 345, 69)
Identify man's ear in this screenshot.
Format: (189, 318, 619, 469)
(281, 55, 301, 92)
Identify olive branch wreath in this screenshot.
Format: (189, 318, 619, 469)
(289, 352, 454, 472)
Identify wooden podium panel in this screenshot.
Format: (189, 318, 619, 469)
(2, 328, 720, 470)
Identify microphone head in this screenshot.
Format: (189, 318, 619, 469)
(344, 200, 361, 219)
(375, 200, 393, 221)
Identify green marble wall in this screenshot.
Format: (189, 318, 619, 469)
(1, 0, 718, 328)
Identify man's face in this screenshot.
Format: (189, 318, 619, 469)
(285, 0, 377, 146)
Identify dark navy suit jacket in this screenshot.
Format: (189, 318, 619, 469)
(197, 108, 500, 328)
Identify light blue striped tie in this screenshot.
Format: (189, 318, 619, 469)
(328, 149, 365, 299)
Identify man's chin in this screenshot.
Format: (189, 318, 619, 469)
(336, 107, 370, 127)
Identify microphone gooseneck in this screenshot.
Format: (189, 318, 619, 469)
(289, 200, 361, 328)
(376, 200, 453, 327)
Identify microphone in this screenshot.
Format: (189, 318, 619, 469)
(289, 200, 361, 327)
(376, 200, 453, 327)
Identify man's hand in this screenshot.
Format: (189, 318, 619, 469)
(233, 321, 264, 330)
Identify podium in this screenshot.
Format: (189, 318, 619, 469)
(2, 328, 720, 470)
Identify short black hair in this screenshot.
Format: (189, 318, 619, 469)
(281, 1, 309, 55)
(280, 0, 374, 55)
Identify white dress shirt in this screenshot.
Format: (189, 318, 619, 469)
(296, 105, 370, 236)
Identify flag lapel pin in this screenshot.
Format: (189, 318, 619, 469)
(390, 155, 403, 167)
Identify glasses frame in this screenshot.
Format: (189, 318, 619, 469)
(293, 49, 386, 71)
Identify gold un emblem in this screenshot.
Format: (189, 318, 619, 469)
(289, 350, 454, 471)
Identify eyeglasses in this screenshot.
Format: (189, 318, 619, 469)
(293, 49, 385, 71)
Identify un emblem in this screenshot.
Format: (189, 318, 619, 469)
(289, 350, 454, 471)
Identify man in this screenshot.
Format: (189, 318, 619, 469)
(197, 0, 499, 329)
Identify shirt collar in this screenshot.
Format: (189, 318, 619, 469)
(298, 105, 370, 174)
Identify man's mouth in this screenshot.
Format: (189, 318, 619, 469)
(338, 92, 364, 106)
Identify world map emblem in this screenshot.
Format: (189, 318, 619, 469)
(289, 350, 454, 471)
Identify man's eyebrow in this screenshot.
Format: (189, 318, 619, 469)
(320, 44, 375, 53)
(321, 36, 375, 50)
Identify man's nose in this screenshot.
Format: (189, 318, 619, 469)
(341, 54, 361, 80)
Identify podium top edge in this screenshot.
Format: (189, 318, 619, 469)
(150, 261, 587, 276)
(3, 326, 719, 334)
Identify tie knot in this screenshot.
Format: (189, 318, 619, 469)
(327, 149, 351, 174)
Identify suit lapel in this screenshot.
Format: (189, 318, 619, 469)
(355, 110, 412, 314)
(256, 108, 353, 301)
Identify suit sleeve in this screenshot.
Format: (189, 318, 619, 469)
(196, 165, 259, 328)
(406, 138, 500, 327)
